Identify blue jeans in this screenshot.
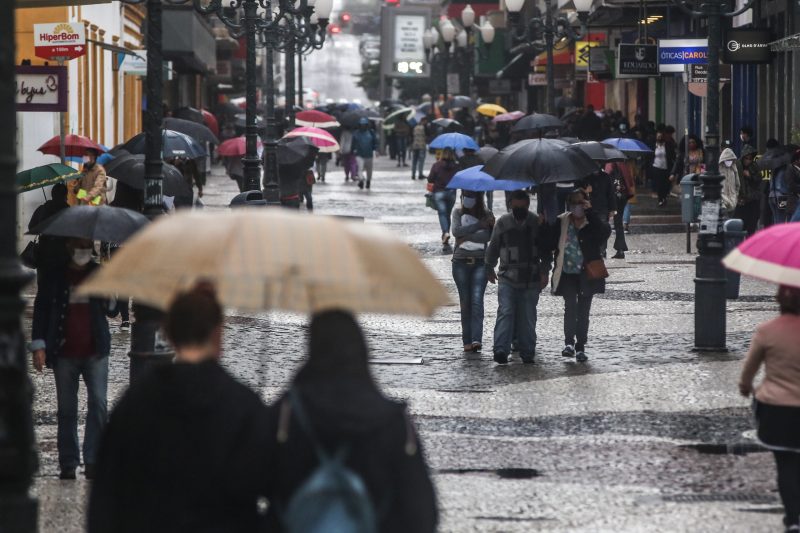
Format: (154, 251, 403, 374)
(494, 283, 540, 359)
(452, 260, 489, 345)
(411, 149, 426, 179)
(53, 355, 109, 469)
(434, 190, 457, 234)
(770, 197, 792, 224)
(623, 202, 632, 224)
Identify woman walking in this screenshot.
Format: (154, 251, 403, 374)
(547, 189, 611, 363)
(739, 285, 800, 532)
(735, 146, 762, 236)
(650, 128, 676, 207)
(410, 118, 428, 180)
(451, 191, 494, 352)
(605, 160, 636, 259)
(427, 148, 459, 249)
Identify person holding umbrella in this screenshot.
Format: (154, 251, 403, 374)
(427, 148, 460, 249)
(30, 237, 113, 480)
(544, 189, 611, 363)
(73, 148, 108, 206)
(352, 118, 378, 190)
(451, 189, 494, 352)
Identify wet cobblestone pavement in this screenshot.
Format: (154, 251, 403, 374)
(26, 158, 783, 532)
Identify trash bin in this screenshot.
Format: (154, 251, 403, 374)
(680, 173, 702, 223)
(724, 218, 746, 299)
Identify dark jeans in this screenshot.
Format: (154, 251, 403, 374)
(301, 190, 313, 211)
(734, 200, 760, 236)
(613, 195, 629, 252)
(411, 149, 426, 179)
(452, 259, 489, 346)
(774, 451, 800, 527)
(769, 197, 792, 224)
(651, 167, 671, 202)
(54, 355, 109, 469)
(494, 283, 540, 359)
(559, 273, 593, 351)
(434, 190, 457, 235)
(395, 136, 408, 164)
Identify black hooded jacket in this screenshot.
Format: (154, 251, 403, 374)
(264, 311, 438, 533)
(88, 361, 272, 533)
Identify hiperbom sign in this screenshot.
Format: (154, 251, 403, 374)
(34, 22, 86, 61)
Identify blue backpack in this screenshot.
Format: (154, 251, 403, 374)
(280, 390, 378, 533)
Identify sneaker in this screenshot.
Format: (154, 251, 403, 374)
(120, 321, 130, 330)
(441, 233, 450, 246)
(493, 352, 509, 365)
(59, 467, 76, 480)
(612, 251, 625, 259)
(561, 345, 576, 358)
(84, 464, 96, 480)
(575, 350, 588, 363)
(358, 180, 364, 190)
(471, 343, 482, 353)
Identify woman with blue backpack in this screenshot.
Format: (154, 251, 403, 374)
(264, 310, 438, 533)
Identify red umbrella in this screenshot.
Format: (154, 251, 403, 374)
(201, 109, 220, 137)
(295, 110, 339, 128)
(38, 134, 106, 158)
(217, 136, 263, 157)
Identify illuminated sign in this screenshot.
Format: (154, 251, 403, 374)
(658, 38, 708, 72)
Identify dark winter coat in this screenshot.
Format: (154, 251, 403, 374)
(28, 198, 70, 270)
(30, 261, 112, 368)
(546, 208, 611, 297)
(427, 159, 459, 192)
(88, 361, 272, 533)
(581, 171, 616, 219)
(264, 311, 437, 533)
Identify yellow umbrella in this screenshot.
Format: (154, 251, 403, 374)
(78, 209, 449, 316)
(476, 103, 508, 117)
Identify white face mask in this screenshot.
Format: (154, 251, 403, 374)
(723, 160, 733, 167)
(462, 196, 477, 209)
(82, 155, 92, 164)
(71, 248, 93, 266)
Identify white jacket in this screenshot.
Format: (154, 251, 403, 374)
(719, 148, 740, 212)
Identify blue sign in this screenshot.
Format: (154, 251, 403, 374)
(658, 39, 708, 72)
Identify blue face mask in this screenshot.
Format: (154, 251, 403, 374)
(462, 196, 476, 209)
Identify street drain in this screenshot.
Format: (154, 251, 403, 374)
(679, 443, 767, 455)
(436, 468, 540, 479)
(663, 493, 776, 504)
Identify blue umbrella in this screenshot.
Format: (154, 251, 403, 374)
(430, 133, 479, 151)
(447, 165, 530, 192)
(601, 137, 653, 153)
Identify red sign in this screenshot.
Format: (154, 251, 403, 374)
(34, 22, 86, 61)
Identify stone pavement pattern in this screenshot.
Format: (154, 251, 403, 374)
(26, 156, 783, 532)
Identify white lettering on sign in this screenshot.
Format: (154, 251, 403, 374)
(394, 15, 425, 62)
(34, 22, 87, 61)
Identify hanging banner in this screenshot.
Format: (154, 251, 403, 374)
(658, 38, 708, 73)
(15, 65, 68, 112)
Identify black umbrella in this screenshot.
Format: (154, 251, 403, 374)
(163, 117, 219, 144)
(570, 141, 627, 162)
(104, 153, 192, 198)
(121, 130, 207, 159)
(29, 205, 149, 242)
(511, 113, 565, 134)
(339, 109, 380, 128)
(433, 118, 462, 131)
(483, 139, 599, 184)
(477, 145, 499, 163)
(214, 102, 241, 119)
(450, 95, 475, 109)
(234, 113, 266, 131)
(277, 136, 319, 167)
(173, 106, 204, 124)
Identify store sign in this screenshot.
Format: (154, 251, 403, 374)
(723, 29, 773, 63)
(688, 63, 732, 83)
(618, 44, 659, 76)
(15, 66, 68, 112)
(574, 40, 601, 70)
(528, 73, 547, 86)
(588, 47, 611, 74)
(393, 15, 426, 77)
(658, 38, 707, 73)
(34, 22, 86, 61)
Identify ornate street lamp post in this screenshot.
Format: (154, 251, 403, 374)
(505, 0, 591, 114)
(284, 6, 328, 126)
(670, 0, 754, 350)
(424, 21, 457, 103)
(0, 4, 38, 532)
(450, 6, 494, 99)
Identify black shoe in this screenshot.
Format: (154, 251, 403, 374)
(561, 345, 576, 358)
(575, 350, 588, 363)
(521, 355, 535, 364)
(366, 181, 371, 189)
(84, 464, 96, 480)
(612, 251, 625, 259)
(358, 180, 364, 190)
(493, 352, 509, 365)
(59, 467, 77, 480)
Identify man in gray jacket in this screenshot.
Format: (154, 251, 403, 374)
(485, 190, 549, 364)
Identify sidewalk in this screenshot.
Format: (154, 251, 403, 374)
(27, 156, 781, 532)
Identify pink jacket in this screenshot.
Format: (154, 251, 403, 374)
(740, 314, 800, 407)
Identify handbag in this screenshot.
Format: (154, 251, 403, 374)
(20, 239, 38, 269)
(584, 258, 609, 280)
(425, 193, 436, 210)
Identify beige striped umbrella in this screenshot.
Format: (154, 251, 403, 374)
(78, 209, 449, 315)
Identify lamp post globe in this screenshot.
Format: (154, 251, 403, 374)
(461, 4, 475, 28)
(315, 0, 333, 21)
(456, 30, 468, 48)
(480, 21, 495, 44)
(440, 19, 456, 43)
(423, 28, 435, 50)
(505, 0, 526, 13)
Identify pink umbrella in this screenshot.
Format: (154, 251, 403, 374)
(201, 109, 220, 137)
(295, 110, 339, 128)
(492, 111, 525, 123)
(217, 136, 263, 157)
(723, 222, 800, 288)
(283, 127, 340, 153)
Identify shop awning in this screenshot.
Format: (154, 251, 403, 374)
(533, 45, 574, 69)
(770, 33, 800, 51)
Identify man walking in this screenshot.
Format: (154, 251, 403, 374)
(486, 190, 549, 364)
(352, 117, 378, 190)
(30, 237, 111, 480)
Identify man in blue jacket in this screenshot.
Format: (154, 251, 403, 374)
(351, 118, 378, 189)
(30, 237, 112, 480)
